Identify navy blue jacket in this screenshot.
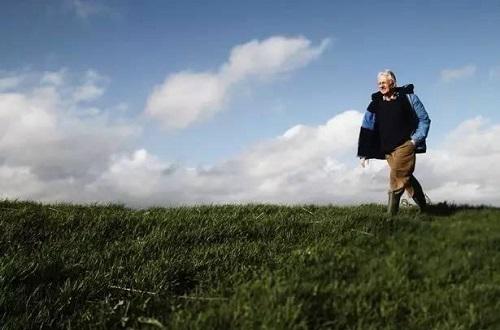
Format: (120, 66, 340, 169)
(357, 84, 431, 159)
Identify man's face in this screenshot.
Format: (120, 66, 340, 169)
(378, 77, 394, 95)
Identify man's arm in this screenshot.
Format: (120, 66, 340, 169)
(357, 101, 384, 160)
(407, 94, 431, 144)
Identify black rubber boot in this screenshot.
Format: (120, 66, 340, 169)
(410, 176, 427, 212)
(387, 188, 404, 216)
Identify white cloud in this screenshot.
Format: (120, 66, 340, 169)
(2, 69, 500, 207)
(0, 75, 26, 91)
(440, 64, 477, 83)
(81, 112, 500, 208)
(489, 66, 500, 80)
(145, 72, 227, 130)
(90, 149, 173, 198)
(41, 69, 66, 86)
(66, 0, 111, 18)
(442, 117, 500, 156)
(0, 165, 43, 198)
(81, 110, 389, 206)
(72, 70, 108, 103)
(220, 36, 330, 82)
(145, 36, 330, 130)
(415, 117, 500, 205)
(0, 70, 139, 201)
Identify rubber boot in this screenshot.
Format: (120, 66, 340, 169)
(387, 188, 404, 216)
(409, 176, 427, 212)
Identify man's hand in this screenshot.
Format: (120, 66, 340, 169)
(360, 158, 369, 168)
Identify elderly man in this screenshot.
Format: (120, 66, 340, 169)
(357, 70, 431, 215)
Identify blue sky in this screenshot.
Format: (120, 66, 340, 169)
(1, 0, 500, 206)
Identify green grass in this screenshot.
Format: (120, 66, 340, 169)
(1, 200, 500, 329)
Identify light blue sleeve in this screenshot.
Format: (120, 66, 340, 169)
(407, 94, 431, 143)
(361, 111, 376, 130)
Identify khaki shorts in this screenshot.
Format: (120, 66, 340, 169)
(385, 140, 416, 196)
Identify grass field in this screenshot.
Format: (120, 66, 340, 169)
(1, 199, 500, 329)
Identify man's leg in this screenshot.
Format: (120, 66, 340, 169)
(409, 175, 427, 211)
(386, 140, 416, 215)
(387, 187, 405, 215)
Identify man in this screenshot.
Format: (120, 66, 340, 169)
(357, 70, 431, 215)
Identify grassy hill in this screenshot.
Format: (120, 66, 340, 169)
(1, 200, 500, 329)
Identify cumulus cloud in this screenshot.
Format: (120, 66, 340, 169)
(41, 69, 66, 86)
(81, 113, 500, 207)
(88, 149, 175, 198)
(489, 66, 500, 80)
(2, 69, 500, 207)
(65, 0, 112, 19)
(415, 117, 500, 205)
(0, 74, 26, 91)
(0, 165, 43, 198)
(440, 64, 477, 83)
(72, 70, 108, 103)
(145, 36, 330, 130)
(145, 72, 227, 130)
(88, 110, 373, 206)
(0, 70, 139, 202)
(158, 118, 500, 206)
(220, 36, 330, 82)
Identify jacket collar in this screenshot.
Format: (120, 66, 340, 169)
(371, 84, 414, 101)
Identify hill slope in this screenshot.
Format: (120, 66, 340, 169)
(1, 200, 500, 329)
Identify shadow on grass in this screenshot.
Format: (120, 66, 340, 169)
(424, 201, 497, 216)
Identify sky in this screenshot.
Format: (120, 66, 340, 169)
(1, 0, 500, 207)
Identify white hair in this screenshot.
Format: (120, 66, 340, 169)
(377, 70, 397, 86)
